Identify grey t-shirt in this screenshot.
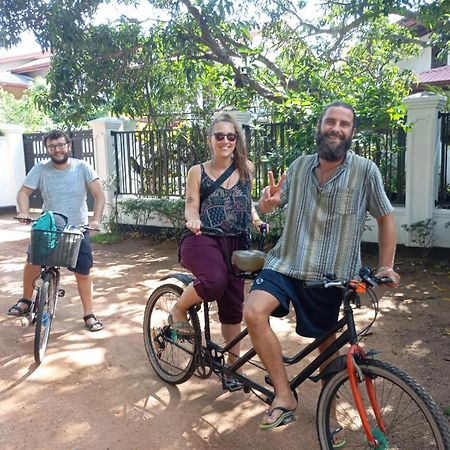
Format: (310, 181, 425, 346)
(24, 158, 99, 225)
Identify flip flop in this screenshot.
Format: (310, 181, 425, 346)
(7, 299, 32, 316)
(331, 426, 346, 449)
(168, 313, 195, 337)
(258, 406, 297, 430)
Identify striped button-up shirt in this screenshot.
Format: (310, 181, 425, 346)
(264, 151, 393, 280)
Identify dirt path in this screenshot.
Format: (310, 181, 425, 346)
(1, 215, 449, 450)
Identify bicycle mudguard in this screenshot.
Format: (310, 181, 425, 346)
(309, 355, 347, 382)
(159, 272, 194, 286)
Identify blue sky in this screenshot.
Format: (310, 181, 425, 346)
(0, 0, 157, 57)
(0, 0, 325, 58)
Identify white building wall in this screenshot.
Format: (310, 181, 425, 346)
(1, 96, 449, 247)
(0, 124, 26, 209)
(363, 92, 450, 248)
(397, 46, 432, 73)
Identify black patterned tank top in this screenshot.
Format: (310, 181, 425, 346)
(199, 164, 252, 236)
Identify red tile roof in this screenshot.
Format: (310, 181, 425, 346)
(11, 56, 51, 74)
(397, 17, 429, 37)
(0, 51, 51, 64)
(0, 71, 33, 88)
(412, 65, 450, 91)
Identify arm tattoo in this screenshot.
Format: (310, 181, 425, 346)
(186, 196, 195, 204)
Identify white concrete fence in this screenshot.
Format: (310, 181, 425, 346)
(1, 93, 449, 248)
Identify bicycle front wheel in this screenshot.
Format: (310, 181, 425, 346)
(143, 284, 200, 384)
(34, 271, 57, 365)
(317, 359, 450, 450)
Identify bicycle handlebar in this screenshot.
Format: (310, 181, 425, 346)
(199, 226, 224, 236)
(304, 266, 393, 291)
(14, 217, 99, 232)
(200, 224, 268, 252)
(14, 216, 35, 224)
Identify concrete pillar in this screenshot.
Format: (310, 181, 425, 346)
(88, 118, 124, 224)
(402, 91, 446, 245)
(0, 124, 25, 209)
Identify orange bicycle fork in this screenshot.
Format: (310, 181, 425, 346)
(347, 344, 387, 447)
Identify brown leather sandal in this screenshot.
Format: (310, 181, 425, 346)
(83, 313, 103, 331)
(7, 298, 32, 316)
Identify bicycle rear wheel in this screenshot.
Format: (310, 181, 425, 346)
(143, 283, 201, 384)
(34, 271, 57, 365)
(316, 359, 450, 450)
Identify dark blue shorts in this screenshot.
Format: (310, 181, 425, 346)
(67, 233, 93, 275)
(250, 269, 343, 338)
(27, 233, 93, 275)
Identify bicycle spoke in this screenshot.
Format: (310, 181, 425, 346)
(317, 359, 450, 450)
(143, 284, 200, 384)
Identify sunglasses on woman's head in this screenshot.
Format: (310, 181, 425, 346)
(213, 132, 237, 142)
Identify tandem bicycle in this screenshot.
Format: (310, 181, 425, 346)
(143, 227, 450, 449)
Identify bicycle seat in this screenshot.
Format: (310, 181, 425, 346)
(231, 250, 266, 273)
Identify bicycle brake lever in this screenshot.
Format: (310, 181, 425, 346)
(14, 216, 33, 224)
(378, 276, 394, 285)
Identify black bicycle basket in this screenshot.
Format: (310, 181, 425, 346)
(30, 229, 82, 267)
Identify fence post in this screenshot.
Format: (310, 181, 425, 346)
(0, 124, 25, 209)
(88, 117, 124, 226)
(402, 91, 446, 245)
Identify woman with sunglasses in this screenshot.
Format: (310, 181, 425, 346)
(170, 112, 264, 391)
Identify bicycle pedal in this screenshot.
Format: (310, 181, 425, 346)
(222, 377, 244, 392)
(58, 289, 65, 297)
(264, 375, 273, 386)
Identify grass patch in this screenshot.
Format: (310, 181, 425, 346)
(443, 406, 450, 417)
(90, 233, 123, 244)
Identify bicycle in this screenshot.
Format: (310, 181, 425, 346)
(14, 215, 89, 365)
(143, 227, 450, 450)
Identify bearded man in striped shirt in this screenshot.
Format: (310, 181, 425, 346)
(244, 102, 400, 435)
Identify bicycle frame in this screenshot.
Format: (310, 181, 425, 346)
(146, 246, 449, 449)
(34, 266, 61, 300)
(197, 270, 391, 447)
(197, 285, 354, 399)
(162, 226, 393, 446)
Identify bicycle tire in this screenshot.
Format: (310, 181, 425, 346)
(143, 283, 201, 384)
(316, 358, 450, 450)
(34, 272, 57, 365)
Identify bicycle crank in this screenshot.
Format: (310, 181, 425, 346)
(195, 348, 213, 379)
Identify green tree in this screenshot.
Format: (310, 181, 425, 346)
(1, 0, 446, 127)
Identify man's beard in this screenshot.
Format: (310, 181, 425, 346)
(315, 130, 353, 162)
(50, 153, 69, 165)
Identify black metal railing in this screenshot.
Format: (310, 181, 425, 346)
(438, 111, 450, 208)
(112, 124, 208, 197)
(353, 128, 406, 205)
(112, 123, 406, 204)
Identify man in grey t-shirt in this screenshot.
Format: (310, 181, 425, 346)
(7, 130, 106, 331)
